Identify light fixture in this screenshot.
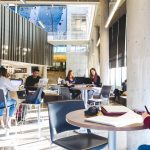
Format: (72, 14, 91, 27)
(20, 0, 26, 4)
(96, 37, 100, 47)
(38, 21, 45, 29)
(15, 4, 17, 13)
(105, 0, 122, 28)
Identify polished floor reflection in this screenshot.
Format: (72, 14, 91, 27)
(0, 108, 127, 150)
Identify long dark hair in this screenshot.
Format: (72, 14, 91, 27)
(67, 70, 74, 80)
(90, 68, 98, 82)
(0, 66, 7, 77)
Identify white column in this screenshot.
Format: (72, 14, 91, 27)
(93, 26, 100, 74)
(43, 65, 47, 78)
(100, 0, 109, 85)
(88, 40, 94, 71)
(127, 0, 150, 149)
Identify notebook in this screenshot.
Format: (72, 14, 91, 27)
(101, 105, 131, 116)
(85, 111, 143, 127)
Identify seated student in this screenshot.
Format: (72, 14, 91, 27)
(0, 67, 17, 128)
(65, 70, 81, 99)
(89, 68, 101, 87)
(138, 112, 150, 150)
(25, 68, 44, 99)
(25, 68, 41, 94)
(88, 68, 101, 99)
(122, 79, 127, 92)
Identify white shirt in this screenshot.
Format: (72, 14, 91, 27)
(0, 76, 17, 96)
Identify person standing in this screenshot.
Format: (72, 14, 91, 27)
(0, 66, 17, 128)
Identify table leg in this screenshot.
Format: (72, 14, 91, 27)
(108, 131, 116, 150)
(81, 90, 85, 100)
(84, 90, 88, 109)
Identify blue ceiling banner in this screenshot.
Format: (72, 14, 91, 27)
(9, 5, 67, 33)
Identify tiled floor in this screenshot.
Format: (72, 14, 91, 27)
(0, 107, 127, 150)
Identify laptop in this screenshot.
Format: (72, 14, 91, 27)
(10, 79, 23, 90)
(83, 78, 92, 84)
(38, 78, 48, 87)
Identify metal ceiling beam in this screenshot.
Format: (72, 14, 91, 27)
(0, 0, 99, 5)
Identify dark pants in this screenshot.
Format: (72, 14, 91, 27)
(70, 89, 81, 99)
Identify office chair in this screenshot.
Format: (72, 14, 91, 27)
(20, 88, 43, 124)
(88, 85, 112, 107)
(0, 89, 18, 129)
(59, 87, 72, 100)
(48, 100, 108, 150)
(0, 89, 9, 128)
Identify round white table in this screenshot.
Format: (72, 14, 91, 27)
(66, 109, 147, 150)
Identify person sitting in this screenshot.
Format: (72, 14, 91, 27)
(90, 68, 101, 87)
(65, 70, 81, 99)
(138, 112, 150, 150)
(88, 68, 101, 99)
(25, 68, 41, 95)
(0, 66, 17, 128)
(25, 68, 44, 99)
(122, 79, 127, 92)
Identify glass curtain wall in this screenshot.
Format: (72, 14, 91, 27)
(109, 15, 126, 88)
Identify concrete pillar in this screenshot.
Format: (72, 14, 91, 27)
(93, 26, 100, 74)
(127, 0, 150, 149)
(88, 40, 94, 71)
(100, 0, 109, 84)
(43, 65, 47, 78)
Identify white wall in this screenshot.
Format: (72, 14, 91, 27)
(66, 48, 88, 77)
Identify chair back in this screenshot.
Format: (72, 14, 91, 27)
(17, 90, 26, 99)
(100, 85, 111, 99)
(48, 100, 85, 142)
(59, 87, 71, 100)
(0, 89, 6, 108)
(26, 88, 43, 104)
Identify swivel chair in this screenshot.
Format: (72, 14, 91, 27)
(48, 100, 108, 150)
(88, 85, 112, 108)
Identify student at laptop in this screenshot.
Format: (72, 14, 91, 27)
(88, 68, 101, 99)
(25, 68, 44, 98)
(89, 68, 101, 87)
(138, 112, 150, 150)
(0, 66, 17, 128)
(25, 68, 41, 94)
(65, 70, 81, 99)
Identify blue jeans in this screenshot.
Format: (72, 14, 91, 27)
(138, 145, 150, 150)
(0, 99, 16, 117)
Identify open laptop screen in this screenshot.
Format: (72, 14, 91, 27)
(10, 79, 23, 90)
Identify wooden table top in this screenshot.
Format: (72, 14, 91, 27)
(66, 109, 147, 131)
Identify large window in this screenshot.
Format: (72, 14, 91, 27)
(110, 67, 127, 88)
(109, 15, 127, 88)
(71, 15, 87, 33)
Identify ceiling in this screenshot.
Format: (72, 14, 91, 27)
(9, 5, 67, 33)
(94, 0, 126, 27)
(0, 0, 99, 4)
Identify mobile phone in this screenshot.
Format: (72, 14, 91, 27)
(144, 106, 150, 115)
